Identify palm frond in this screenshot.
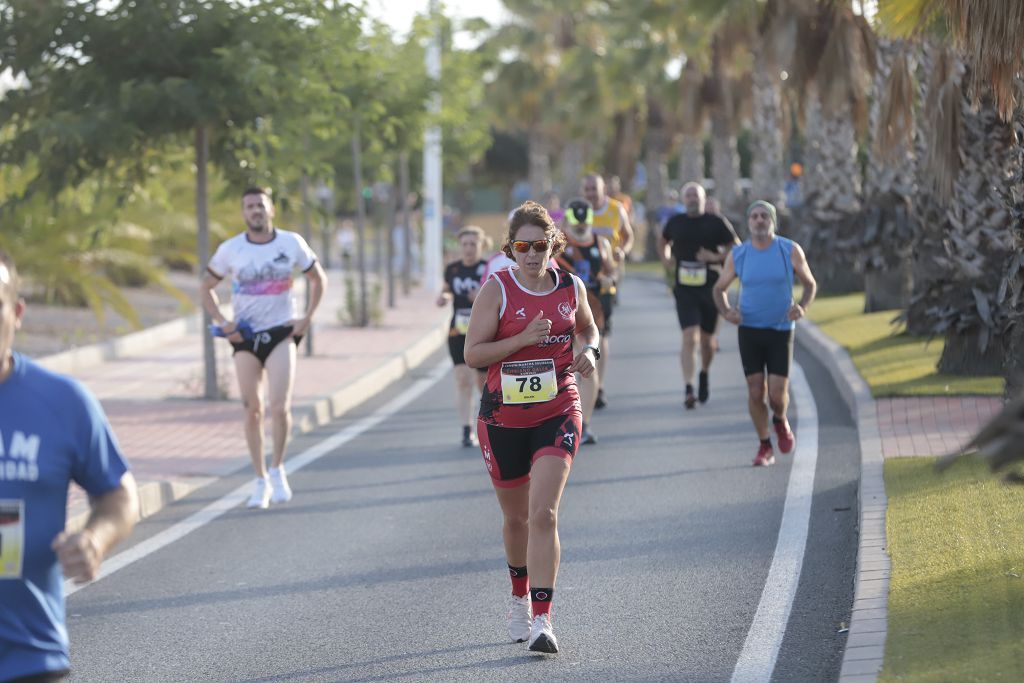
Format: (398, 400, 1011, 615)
(876, 42, 917, 158)
(923, 47, 962, 203)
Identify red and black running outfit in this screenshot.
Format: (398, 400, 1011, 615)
(477, 267, 584, 488)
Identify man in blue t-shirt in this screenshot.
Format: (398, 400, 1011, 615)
(712, 201, 817, 468)
(0, 252, 138, 683)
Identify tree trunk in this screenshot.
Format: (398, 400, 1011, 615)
(864, 264, 911, 312)
(938, 329, 1004, 375)
(352, 120, 368, 327)
(400, 150, 412, 296)
(195, 125, 219, 400)
(677, 135, 703, 186)
(560, 139, 584, 199)
(709, 35, 738, 211)
(750, 55, 784, 205)
(644, 99, 669, 262)
(528, 133, 552, 199)
(1001, 105, 1024, 398)
(299, 171, 314, 356)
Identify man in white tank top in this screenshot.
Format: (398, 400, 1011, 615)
(200, 188, 327, 508)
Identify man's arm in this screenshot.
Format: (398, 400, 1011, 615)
(713, 252, 741, 325)
(788, 242, 817, 321)
(52, 472, 139, 584)
(617, 204, 635, 257)
(293, 261, 327, 337)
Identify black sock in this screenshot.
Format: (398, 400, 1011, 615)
(772, 416, 784, 425)
(760, 438, 772, 448)
(463, 425, 471, 437)
(685, 384, 694, 394)
(531, 587, 553, 616)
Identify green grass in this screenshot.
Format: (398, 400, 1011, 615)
(806, 293, 1003, 397)
(881, 457, 1024, 682)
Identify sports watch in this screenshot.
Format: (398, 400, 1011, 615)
(584, 344, 601, 361)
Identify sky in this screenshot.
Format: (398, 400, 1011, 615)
(366, 0, 510, 46)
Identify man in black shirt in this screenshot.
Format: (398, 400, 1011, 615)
(657, 182, 740, 409)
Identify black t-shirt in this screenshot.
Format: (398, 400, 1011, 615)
(561, 237, 605, 290)
(444, 259, 487, 328)
(662, 213, 738, 287)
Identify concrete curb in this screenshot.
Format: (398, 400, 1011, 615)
(797, 318, 888, 683)
(66, 312, 450, 532)
(38, 313, 204, 375)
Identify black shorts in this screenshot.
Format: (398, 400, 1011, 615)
(231, 325, 302, 366)
(738, 326, 795, 377)
(673, 285, 719, 334)
(448, 333, 487, 372)
(598, 292, 614, 335)
(7, 670, 70, 683)
(477, 414, 582, 488)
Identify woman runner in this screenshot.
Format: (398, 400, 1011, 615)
(464, 201, 600, 654)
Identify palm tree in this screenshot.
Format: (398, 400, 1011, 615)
(859, 38, 916, 311)
(796, 2, 875, 293)
(878, 0, 1023, 377)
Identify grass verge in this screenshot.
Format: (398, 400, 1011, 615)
(881, 457, 1024, 682)
(806, 293, 1003, 397)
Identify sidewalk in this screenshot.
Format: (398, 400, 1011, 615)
(34, 271, 450, 529)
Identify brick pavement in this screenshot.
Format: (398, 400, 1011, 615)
(43, 273, 450, 523)
(876, 396, 1004, 458)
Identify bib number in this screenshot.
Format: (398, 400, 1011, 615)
(0, 500, 25, 579)
(454, 309, 471, 335)
(678, 261, 708, 287)
(501, 359, 558, 404)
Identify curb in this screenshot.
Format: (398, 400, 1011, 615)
(797, 319, 889, 683)
(37, 312, 204, 375)
(66, 312, 450, 532)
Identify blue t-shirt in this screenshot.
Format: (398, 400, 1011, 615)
(733, 237, 796, 331)
(0, 352, 129, 681)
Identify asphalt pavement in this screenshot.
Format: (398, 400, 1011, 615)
(65, 277, 858, 682)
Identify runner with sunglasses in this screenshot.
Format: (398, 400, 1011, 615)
(556, 199, 615, 445)
(464, 201, 600, 654)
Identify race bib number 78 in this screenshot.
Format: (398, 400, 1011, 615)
(0, 500, 25, 579)
(501, 359, 558, 404)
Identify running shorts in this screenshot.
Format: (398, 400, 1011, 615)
(737, 326, 794, 377)
(477, 413, 582, 488)
(230, 324, 302, 365)
(673, 285, 719, 334)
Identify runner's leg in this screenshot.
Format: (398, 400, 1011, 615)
(454, 364, 474, 427)
(746, 372, 771, 440)
(494, 482, 530, 568)
(526, 455, 571, 589)
(264, 338, 297, 468)
(233, 352, 267, 477)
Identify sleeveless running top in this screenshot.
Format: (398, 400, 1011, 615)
(479, 267, 582, 428)
(592, 197, 624, 251)
(732, 236, 795, 331)
(558, 236, 604, 290)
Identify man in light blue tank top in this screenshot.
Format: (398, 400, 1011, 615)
(712, 201, 818, 467)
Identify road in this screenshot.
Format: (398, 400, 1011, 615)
(66, 277, 859, 682)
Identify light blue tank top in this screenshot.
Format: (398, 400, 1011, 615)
(733, 237, 795, 331)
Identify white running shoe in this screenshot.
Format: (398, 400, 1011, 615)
(528, 613, 558, 653)
(247, 477, 271, 509)
(269, 466, 293, 504)
(507, 594, 532, 643)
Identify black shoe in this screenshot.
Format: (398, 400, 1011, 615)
(595, 390, 607, 410)
(582, 428, 598, 445)
(685, 384, 696, 410)
(698, 371, 709, 404)
(461, 426, 474, 448)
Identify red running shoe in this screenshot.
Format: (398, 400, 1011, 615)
(753, 442, 775, 467)
(774, 419, 795, 454)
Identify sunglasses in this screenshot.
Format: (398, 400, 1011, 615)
(510, 239, 551, 254)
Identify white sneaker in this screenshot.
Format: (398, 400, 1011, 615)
(528, 613, 558, 653)
(247, 477, 271, 509)
(507, 594, 532, 643)
(269, 466, 293, 504)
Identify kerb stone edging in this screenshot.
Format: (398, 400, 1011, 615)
(797, 318, 889, 683)
(66, 312, 450, 532)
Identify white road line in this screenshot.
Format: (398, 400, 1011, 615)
(731, 362, 820, 683)
(66, 361, 451, 598)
